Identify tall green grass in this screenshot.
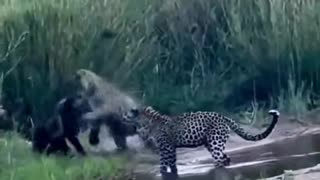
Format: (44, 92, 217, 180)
(1, 0, 320, 134)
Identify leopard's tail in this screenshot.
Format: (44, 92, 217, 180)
(223, 109, 280, 141)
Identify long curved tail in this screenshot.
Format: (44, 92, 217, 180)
(223, 109, 280, 141)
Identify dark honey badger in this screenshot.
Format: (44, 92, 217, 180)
(32, 95, 91, 156)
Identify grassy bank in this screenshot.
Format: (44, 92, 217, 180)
(1, 0, 320, 134)
(0, 132, 131, 180)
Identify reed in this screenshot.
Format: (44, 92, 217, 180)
(0, 0, 319, 134)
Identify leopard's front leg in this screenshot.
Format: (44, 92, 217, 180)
(159, 140, 177, 174)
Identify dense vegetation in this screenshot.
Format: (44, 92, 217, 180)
(1, 0, 320, 136)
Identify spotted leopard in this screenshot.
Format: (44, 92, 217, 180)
(123, 106, 280, 175)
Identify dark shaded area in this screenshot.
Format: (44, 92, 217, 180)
(0, 98, 33, 140)
(100, 29, 117, 39)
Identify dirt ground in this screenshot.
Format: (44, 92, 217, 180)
(84, 108, 320, 180)
(264, 164, 320, 180)
(176, 109, 320, 180)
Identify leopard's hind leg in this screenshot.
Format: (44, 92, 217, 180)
(204, 128, 230, 167)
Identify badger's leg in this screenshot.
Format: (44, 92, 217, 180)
(67, 136, 86, 156)
(46, 138, 70, 155)
(113, 135, 128, 151)
(89, 126, 100, 146)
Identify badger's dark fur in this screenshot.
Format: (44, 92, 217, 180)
(32, 95, 91, 156)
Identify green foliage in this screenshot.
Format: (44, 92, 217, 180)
(1, 0, 320, 134)
(0, 132, 131, 180)
(277, 76, 311, 119)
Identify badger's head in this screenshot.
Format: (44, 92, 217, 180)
(122, 106, 160, 152)
(122, 106, 157, 129)
(122, 107, 141, 124)
(58, 95, 91, 116)
(123, 106, 158, 121)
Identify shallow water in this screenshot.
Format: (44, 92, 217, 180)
(90, 126, 320, 180)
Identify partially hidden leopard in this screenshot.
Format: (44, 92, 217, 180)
(123, 106, 280, 175)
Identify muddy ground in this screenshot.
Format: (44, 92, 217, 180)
(87, 109, 320, 180)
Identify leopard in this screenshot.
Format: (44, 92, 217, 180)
(123, 106, 280, 175)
